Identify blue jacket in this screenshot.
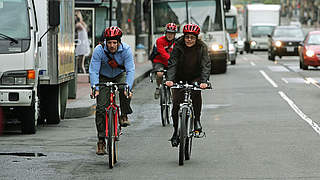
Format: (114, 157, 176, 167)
(89, 42, 135, 90)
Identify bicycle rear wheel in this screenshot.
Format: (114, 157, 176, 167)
(107, 111, 116, 168)
(179, 108, 187, 166)
(160, 86, 167, 127)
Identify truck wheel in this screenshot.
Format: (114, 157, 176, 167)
(60, 82, 69, 119)
(231, 60, 236, 65)
(21, 94, 39, 134)
(44, 85, 61, 124)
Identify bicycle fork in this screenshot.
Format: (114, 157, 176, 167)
(105, 107, 120, 139)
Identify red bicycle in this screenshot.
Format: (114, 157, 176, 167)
(92, 82, 129, 168)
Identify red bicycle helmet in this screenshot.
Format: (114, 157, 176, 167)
(165, 23, 177, 33)
(183, 24, 200, 35)
(104, 26, 123, 41)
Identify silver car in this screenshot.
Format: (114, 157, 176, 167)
(227, 33, 237, 65)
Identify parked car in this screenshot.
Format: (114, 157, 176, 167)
(267, 25, 304, 61)
(227, 33, 237, 65)
(298, 31, 320, 70)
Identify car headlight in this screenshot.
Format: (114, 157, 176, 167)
(250, 41, 257, 47)
(275, 41, 282, 47)
(1, 70, 35, 85)
(306, 50, 315, 57)
(211, 44, 223, 51)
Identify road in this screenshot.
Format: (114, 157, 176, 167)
(1, 52, 320, 179)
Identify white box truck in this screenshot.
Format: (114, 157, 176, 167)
(0, 0, 75, 134)
(244, 4, 281, 53)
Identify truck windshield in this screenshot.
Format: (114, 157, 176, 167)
(225, 16, 237, 33)
(0, 0, 30, 39)
(153, 0, 222, 34)
(251, 26, 274, 37)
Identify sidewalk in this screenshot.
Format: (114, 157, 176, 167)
(64, 60, 153, 119)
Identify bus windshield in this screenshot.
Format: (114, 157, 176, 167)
(225, 16, 237, 33)
(0, 0, 30, 39)
(153, 0, 222, 34)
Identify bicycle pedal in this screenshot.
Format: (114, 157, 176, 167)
(194, 131, 206, 138)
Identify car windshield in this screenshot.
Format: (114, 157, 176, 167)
(251, 26, 274, 37)
(307, 34, 320, 45)
(0, 0, 30, 39)
(153, 0, 222, 34)
(273, 28, 304, 38)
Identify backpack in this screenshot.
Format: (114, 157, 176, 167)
(148, 44, 159, 62)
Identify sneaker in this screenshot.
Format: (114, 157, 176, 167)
(154, 88, 160, 99)
(96, 140, 106, 155)
(170, 132, 179, 147)
(194, 121, 202, 132)
(120, 115, 130, 127)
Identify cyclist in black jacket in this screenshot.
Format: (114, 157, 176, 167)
(166, 23, 211, 147)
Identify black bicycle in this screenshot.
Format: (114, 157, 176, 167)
(171, 82, 211, 166)
(150, 69, 172, 126)
(92, 82, 129, 168)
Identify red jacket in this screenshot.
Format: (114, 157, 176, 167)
(153, 36, 175, 67)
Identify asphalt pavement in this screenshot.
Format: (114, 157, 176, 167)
(64, 60, 153, 119)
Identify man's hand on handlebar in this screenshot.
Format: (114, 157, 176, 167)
(165, 81, 173, 87)
(200, 83, 208, 89)
(124, 90, 133, 98)
(90, 88, 99, 99)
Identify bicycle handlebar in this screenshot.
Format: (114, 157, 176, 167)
(149, 69, 167, 83)
(90, 82, 129, 99)
(169, 81, 212, 90)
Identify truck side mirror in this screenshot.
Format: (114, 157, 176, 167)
(224, 0, 231, 11)
(267, 34, 271, 38)
(49, 0, 60, 27)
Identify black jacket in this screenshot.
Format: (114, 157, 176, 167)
(167, 36, 211, 83)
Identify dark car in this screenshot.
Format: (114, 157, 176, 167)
(298, 31, 320, 70)
(267, 26, 304, 61)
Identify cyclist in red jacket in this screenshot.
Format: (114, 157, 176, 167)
(153, 23, 177, 99)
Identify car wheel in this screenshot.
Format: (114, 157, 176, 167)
(300, 58, 308, 70)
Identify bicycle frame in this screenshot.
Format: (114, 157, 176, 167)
(105, 88, 120, 139)
(178, 90, 194, 138)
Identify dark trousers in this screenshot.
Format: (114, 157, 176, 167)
(95, 72, 132, 139)
(171, 89, 202, 131)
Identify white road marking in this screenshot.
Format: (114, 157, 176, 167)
(250, 62, 256, 66)
(281, 78, 289, 84)
(260, 70, 278, 88)
(305, 77, 320, 89)
(268, 66, 290, 72)
(278, 91, 320, 136)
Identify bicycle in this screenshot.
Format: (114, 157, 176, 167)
(150, 69, 172, 126)
(170, 82, 211, 166)
(92, 82, 129, 169)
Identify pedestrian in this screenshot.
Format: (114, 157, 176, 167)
(75, 10, 91, 74)
(89, 26, 135, 155)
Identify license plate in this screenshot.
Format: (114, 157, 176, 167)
(287, 47, 294, 52)
(0, 92, 8, 101)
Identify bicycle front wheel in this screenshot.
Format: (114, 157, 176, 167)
(179, 108, 188, 166)
(160, 86, 167, 127)
(107, 111, 116, 169)
(166, 86, 171, 125)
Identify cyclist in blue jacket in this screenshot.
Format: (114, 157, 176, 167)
(89, 26, 135, 155)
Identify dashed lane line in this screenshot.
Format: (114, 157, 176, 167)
(259, 70, 278, 88)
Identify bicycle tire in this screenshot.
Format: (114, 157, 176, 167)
(108, 111, 115, 169)
(185, 109, 193, 160)
(179, 108, 187, 165)
(166, 86, 171, 125)
(160, 86, 167, 127)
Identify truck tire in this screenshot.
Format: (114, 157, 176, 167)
(21, 93, 39, 134)
(41, 85, 60, 124)
(60, 82, 69, 119)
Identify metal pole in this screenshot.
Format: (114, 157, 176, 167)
(109, 0, 112, 26)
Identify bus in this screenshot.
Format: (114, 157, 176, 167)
(225, 5, 238, 42)
(150, 0, 231, 74)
